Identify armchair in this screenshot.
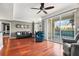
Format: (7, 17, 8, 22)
(35, 31, 44, 42)
(62, 33, 79, 56)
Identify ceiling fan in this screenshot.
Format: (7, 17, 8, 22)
(31, 3, 54, 14)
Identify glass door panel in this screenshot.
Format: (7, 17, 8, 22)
(61, 12, 75, 40)
(53, 16, 61, 43)
(48, 19, 52, 40)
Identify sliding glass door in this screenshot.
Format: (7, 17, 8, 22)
(47, 10, 76, 43)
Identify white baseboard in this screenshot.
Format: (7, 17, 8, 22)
(0, 45, 3, 50)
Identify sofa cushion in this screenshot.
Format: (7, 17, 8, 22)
(17, 32, 22, 35)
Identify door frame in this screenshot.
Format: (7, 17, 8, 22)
(1, 21, 11, 38)
(47, 9, 77, 44)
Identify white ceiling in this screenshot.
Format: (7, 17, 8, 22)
(0, 3, 13, 20)
(0, 3, 78, 22)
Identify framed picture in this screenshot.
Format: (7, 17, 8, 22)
(21, 25, 25, 28)
(16, 24, 21, 28)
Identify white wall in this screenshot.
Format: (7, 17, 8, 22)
(0, 21, 3, 50)
(10, 21, 32, 37)
(11, 21, 32, 33)
(34, 22, 42, 32)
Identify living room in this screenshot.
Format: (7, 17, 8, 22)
(0, 3, 79, 56)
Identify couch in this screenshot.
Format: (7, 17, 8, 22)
(62, 33, 79, 56)
(16, 31, 32, 39)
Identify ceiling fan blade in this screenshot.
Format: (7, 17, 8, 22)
(31, 8, 40, 10)
(37, 10, 41, 14)
(43, 10, 47, 14)
(40, 3, 44, 9)
(45, 6, 54, 10)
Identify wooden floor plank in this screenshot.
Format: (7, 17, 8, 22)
(0, 37, 63, 56)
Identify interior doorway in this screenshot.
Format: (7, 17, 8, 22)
(2, 22, 10, 38)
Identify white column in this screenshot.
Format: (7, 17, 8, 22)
(0, 21, 3, 50)
(51, 18, 52, 41)
(47, 19, 48, 40)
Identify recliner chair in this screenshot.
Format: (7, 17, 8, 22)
(62, 33, 79, 56)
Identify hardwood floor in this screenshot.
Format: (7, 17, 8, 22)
(0, 37, 63, 56)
